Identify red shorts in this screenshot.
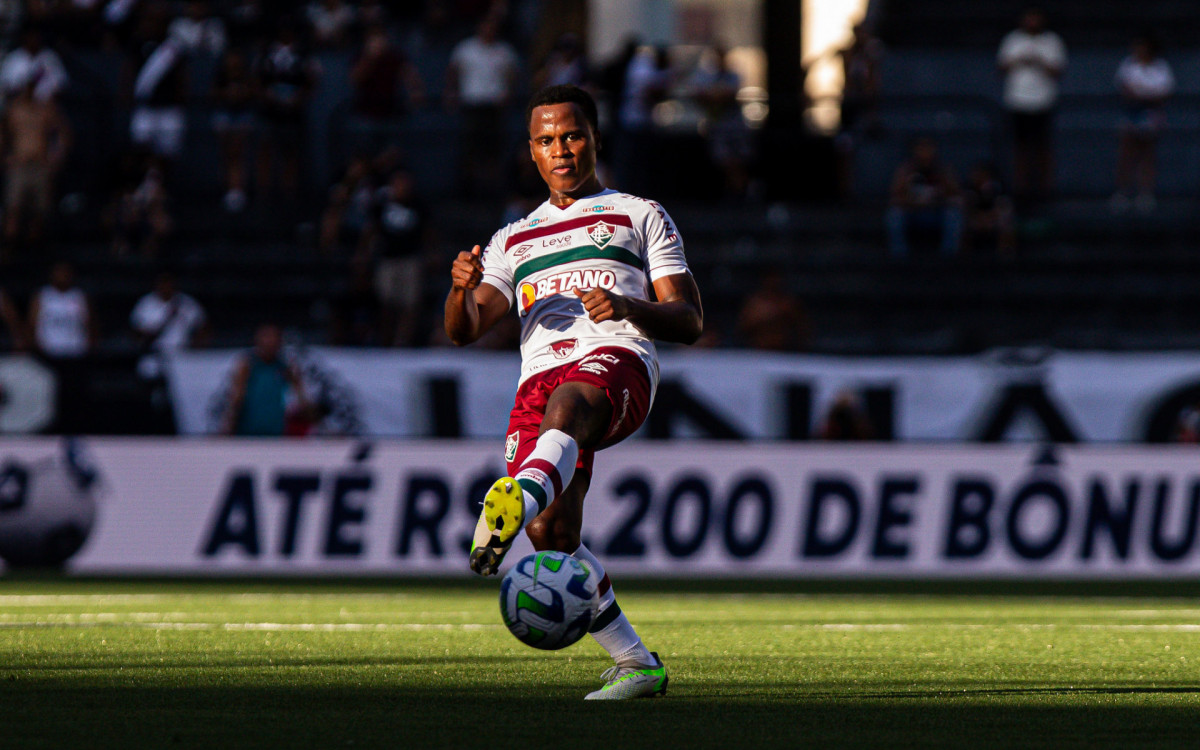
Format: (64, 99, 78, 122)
(504, 346, 653, 476)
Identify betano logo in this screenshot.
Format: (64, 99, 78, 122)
(517, 268, 618, 315)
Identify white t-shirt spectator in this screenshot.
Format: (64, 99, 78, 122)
(131, 292, 206, 352)
(0, 46, 68, 101)
(34, 286, 88, 358)
(998, 30, 1066, 112)
(131, 291, 206, 378)
(1115, 56, 1175, 101)
(450, 36, 518, 106)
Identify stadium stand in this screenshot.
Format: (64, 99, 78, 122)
(4, 1, 1200, 434)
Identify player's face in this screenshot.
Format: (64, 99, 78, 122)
(529, 103, 601, 201)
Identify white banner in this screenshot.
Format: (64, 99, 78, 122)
(165, 348, 1200, 442)
(4, 437, 1200, 578)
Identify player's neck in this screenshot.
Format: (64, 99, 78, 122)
(548, 179, 605, 209)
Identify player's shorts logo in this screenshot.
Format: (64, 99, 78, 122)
(550, 339, 577, 359)
(518, 283, 536, 315)
(586, 221, 615, 248)
(505, 430, 519, 462)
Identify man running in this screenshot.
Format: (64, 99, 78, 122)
(445, 84, 702, 699)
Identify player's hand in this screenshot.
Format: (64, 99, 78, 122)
(451, 245, 484, 291)
(574, 287, 631, 323)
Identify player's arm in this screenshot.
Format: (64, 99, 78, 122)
(574, 272, 703, 345)
(444, 244, 512, 346)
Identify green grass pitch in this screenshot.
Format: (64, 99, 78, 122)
(0, 578, 1198, 749)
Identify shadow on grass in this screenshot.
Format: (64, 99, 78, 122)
(1, 681, 1198, 750)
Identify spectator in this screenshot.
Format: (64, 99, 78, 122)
(819, 391, 876, 441)
(737, 271, 811, 351)
(30, 260, 94, 359)
(886, 137, 962, 258)
(445, 15, 519, 197)
(106, 151, 173, 258)
(839, 23, 883, 137)
(836, 23, 883, 198)
(329, 255, 384, 346)
(130, 269, 208, 432)
(690, 45, 754, 199)
(963, 162, 1016, 257)
(254, 19, 320, 202)
(166, 1, 226, 57)
(348, 23, 424, 154)
(0, 26, 68, 102)
(0, 285, 25, 350)
(30, 260, 94, 434)
(361, 169, 431, 346)
(1112, 34, 1174, 214)
(130, 270, 209, 381)
(211, 48, 257, 213)
(2, 74, 71, 251)
(220, 322, 313, 436)
(532, 32, 587, 90)
(595, 37, 639, 128)
(129, 38, 189, 164)
(306, 0, 356, 49)
(617, 45, 672, 193)
(997, 7, 1065, 209)
(319, 153, 378, 253)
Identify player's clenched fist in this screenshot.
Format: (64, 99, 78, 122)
(574, 286, 631, 323)
(450, 245, 484, 291)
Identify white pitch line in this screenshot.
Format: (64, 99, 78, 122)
(0, 621, 500, 631)
(0, 593, 409, 606)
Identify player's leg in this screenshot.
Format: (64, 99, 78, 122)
(470, 381, 609, 575)
(525, 469, 667, 700)
(511, 380, 609, 516)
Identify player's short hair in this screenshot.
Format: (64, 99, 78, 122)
(525, 85, 599, 135)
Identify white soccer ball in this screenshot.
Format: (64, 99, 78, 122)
(499, 550, 599, 650)
(0, 440, 100, 567)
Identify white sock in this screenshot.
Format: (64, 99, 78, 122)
(573, 543, 654, 667)
(514, 429, 577, 522)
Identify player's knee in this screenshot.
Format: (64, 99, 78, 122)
(525, 513, 580, 553)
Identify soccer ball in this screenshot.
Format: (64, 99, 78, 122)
(499, 550, 599, 650)
(0, 439, 100, 567)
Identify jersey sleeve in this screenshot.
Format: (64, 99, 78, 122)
(479, 228, 516, 305)
(640, 200, 690, 282)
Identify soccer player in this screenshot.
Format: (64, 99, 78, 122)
(445, 84, 702, 700)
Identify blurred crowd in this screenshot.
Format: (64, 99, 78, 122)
(0, 3, 1183, 355)
(0, 0, 779, 352)
(863, 7, 1180, 260)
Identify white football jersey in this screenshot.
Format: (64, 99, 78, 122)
(480, 188, 691, 388)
